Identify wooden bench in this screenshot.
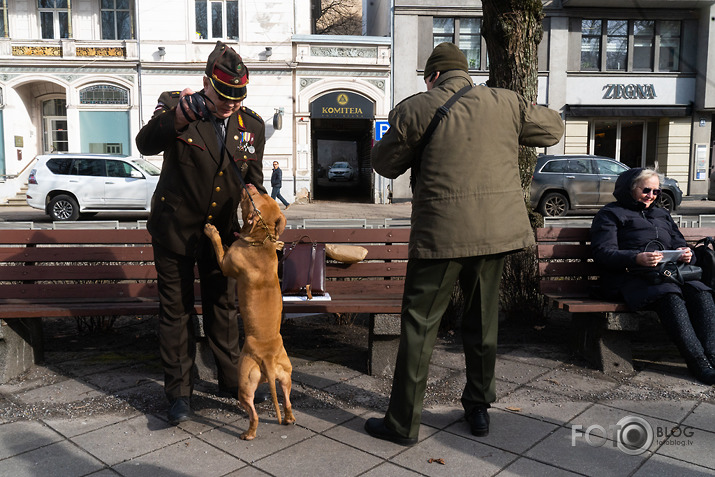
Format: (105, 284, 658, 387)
(536, 226, 715, 374)
(0, 228, 409, 383)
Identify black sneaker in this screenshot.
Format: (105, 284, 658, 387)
(168, 397, 191, 426)
(364, 417, 417, 446)
(466, 406, 490, 437)
(687, 357, 715, 385)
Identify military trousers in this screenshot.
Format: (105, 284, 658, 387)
(153, 238, 240, 400)
(384, 254, 505, 439)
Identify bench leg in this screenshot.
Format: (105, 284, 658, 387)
(0, 318, 44, 384)
(574, 313, 636, 375)
(368, 313, 401, 377)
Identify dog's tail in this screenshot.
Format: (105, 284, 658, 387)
(263, 359, 282, 425)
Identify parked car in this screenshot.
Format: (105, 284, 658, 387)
(530, 154, 683, 217)
(327, 161, 354, 181)
(26, 153, 161, 221)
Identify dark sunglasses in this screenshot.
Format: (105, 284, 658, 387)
(641, 187, 661, 196)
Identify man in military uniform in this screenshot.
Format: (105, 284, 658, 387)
(365, 43, 564, 445)
(136, 41, 267, 425)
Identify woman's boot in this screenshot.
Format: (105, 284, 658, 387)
(686, 357, 715, 385)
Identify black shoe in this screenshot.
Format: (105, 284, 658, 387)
(466, 406, 490, 437)
(707, 354, 715, 370)
(168, 397, 191, 426)
(687, 357, 715, 385)
(364, 417, 417, 446)
(253, 392, 271, 405)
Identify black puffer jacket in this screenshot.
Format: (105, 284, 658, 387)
(590, 167, 709, 309)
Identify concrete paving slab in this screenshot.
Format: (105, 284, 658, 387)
(525, 427, 649, 476)
(682, 401, 715, 433)
(196, 418, 314, 462)
(421, 405, 464, 430)
(43, 411, 141, 438)
(361, 462, 422, 476)
(13, 377, 104, 405)
(254, 434, 382, 477)
(290, 359, 363, 390)
(71, 414, 191, 466)
(528, 367, 620, 398)
(496, 457, 582, 476)
(632, 454, 715, 477)
(289, 405, 365, 433)
(112, 437, 245, 477)
(492, 387, 593, 426)
(174, 404, 247, 436)
(597, 397, 698, 425)
(630, 368, 712, 396)
(495, 357, 552, 384)
(323, 372, 391, 409)
(445, 408, 558, 454)
(0, 420, 63, 459)
(52, 352, 155, 378)
(390, 431, 517, 477)
(324, 413, 438, 460)
(498, 345, 572, 369)
(224, 466, 272, 477)
(81, 366, 163, 393)
(655, 428, 715, 470)
(0, 440, 105, 477)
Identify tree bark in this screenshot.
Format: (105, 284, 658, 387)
(482, 0, 545, 227)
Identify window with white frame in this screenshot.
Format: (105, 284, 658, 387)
(38, 0, 70, 39)
(195, 0, 238, 40)
(580, 19, 681, 72)
(0, 0, 7, 38)
(432, 17, 483, 70)
(79, 85, 129, 105)
(101, 0, 134, 40)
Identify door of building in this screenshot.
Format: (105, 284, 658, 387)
(42, 99, 68, 153)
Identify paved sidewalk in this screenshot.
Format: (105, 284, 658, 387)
(1, 312, 714, 477)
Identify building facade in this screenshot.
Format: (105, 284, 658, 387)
(0, 0, 391, 204)
(389, 0, 715, 200)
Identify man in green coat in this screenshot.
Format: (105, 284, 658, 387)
(365, 42, 564, 445)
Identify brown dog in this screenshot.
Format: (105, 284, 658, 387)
(204, 183, 294, 440)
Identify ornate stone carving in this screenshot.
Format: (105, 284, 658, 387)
(12, 46, 61, 57)
(299, 78, 320, 90)
(310, 47, 377, 58)
(367, 80, 385, 91)
(77, 47, 125, 57)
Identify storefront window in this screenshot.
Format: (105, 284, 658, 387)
(592, 120, 656, 169)
(633, 21, 654, 71)
(581, 19, 601, 71)
(659, 21, 681, 72)
(594, 121, 617, 159)
(581, 18, 680, 72)
(433, 17, 484, 70)
(606, 20, 628, 71)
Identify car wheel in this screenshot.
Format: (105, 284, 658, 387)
(660, 192, 675, 212)
(49, 194, 80, 221)
(538, 192, 569, 217)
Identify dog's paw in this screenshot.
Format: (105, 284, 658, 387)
(204, 223, 218, 237)
(239, 431, 256, 441)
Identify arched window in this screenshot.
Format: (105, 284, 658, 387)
(79, 84, 129, 105)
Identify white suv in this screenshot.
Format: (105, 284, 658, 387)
(26, 154, 161, 221)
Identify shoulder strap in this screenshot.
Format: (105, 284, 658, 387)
(410, 84, 474, 190)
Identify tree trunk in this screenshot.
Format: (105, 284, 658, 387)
(482, 0, 544, 227)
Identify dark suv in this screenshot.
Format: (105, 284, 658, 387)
(530, 155, 683, 217)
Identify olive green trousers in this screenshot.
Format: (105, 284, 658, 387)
(384, 254, 505, 439)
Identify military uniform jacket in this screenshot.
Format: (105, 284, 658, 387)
(372, 70, 564, 259)
(136, 90, 266, 256)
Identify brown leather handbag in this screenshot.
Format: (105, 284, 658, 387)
(280, 236, 326, 299)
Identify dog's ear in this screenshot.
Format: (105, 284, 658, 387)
(274, 213, 286, 237)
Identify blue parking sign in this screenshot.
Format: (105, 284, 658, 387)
(375, 121, 390, 141)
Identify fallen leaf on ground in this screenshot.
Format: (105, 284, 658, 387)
(428, 458, 446, 465)
(506, 406, 522, 412)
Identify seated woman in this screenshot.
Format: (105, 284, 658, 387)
(591, 167, 715, 385)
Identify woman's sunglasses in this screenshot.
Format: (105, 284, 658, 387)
(641, 187, 661, 196)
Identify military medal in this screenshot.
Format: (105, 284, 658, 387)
(248, 146, 255, 153)
(241, 162, 248, 173)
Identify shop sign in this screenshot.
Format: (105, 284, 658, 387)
(602, 84, 657, 100)
(311, 91, 374, 119)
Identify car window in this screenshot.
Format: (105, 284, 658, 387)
(333, 162, 349, 168)
(131, 159, 161, 176)
(107, 160, 134, 178)
(541, 160, 569, 173)
(72, 159, 106, 176)
(595, 159, 629, 175)
(567, 159, 593, 174)
(46, 158, 73, 175)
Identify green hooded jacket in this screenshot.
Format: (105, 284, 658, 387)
(372, 70, 564, 259)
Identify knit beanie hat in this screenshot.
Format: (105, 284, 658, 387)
(424, 42, 469, 79)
